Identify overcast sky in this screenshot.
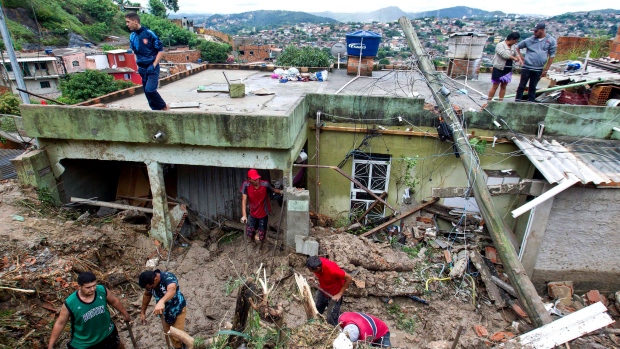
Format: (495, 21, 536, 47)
(133, 0, 618, 17)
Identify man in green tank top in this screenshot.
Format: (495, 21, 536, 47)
(48, 272, 131, 349)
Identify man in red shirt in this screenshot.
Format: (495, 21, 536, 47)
(338, 312, 391, 348)
(306, 256, 352, 325)
(240, 169, 281, 246)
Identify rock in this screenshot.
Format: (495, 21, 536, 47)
(105, 272, 127, 287)
(425, 340, 450, 349)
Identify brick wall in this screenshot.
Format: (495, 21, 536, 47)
(237, 45, 273, 63)
(347, 56, 374, 76)
(611, 27, 620, 60)
(447, 58, 481, 79)
(163, 50, 201, 63)
(199, 29, 233, 46)
(557, 36, 614, 58)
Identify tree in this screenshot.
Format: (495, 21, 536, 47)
(59, 70, 135, 104)
(148, 0, 167, 18)
(84, 0, 118, 24)
(140, 14, 197, 47)
(379, 58, 390, 65)
(161, 0, 179, 12)
(196, 40, 231, 63)
(276, 45, 332, 67)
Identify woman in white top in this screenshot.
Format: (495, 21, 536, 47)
(487, 32, 523, 101)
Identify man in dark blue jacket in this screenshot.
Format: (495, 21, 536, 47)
(125, 12, 169, 110)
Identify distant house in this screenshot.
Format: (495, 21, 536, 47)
(1, 55, 62, 95)
(53, 48, 86, 74)
(104, 49, 141, 85)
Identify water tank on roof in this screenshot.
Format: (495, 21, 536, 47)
(44, 49, 53, 55)
(85, 43, 91, 48)
(345, 30, 381, 57)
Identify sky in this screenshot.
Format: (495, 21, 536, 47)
(133, 0, 619, 17)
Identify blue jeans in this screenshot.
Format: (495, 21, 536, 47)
(372, 331, 391, 347)
(515, 67, 543, 102)
(138, 64, 167, 110)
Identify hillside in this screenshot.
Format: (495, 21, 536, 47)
(1, 0, 130, 49)
(205, 10, 338, 34)
(313, 6, 505, 23)
(409, 6, 504, 19)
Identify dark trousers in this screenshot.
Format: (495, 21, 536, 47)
(372, 331, 392, 348)
(515, 67, 543, 102)
(138, 65, 167, 110)
(314, 289, 342, 325)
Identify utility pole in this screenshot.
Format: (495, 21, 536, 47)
(398, 16, 552, 327)
(0, 6, 30, 104)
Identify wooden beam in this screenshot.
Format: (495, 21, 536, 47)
(356, 192, 387, 223)
(309, 125, 512, 143)
(70, 197, 153, 213)
(360, 198, 438, 237)
(469, 251, 508, 308)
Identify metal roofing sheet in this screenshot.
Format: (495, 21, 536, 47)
(0, 149, 24, 180)
(513, 137, 620, 187)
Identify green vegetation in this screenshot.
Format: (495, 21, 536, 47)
(379, 58, 390, 65)
(276, 45, 332, 67)
(205, 10, 338, 35)
(196, 40, 231, 63)
(386, 303, 417, 333)
(58, 69, 135, 104)
(140, 13, 197, 47)
(148, 0, 168, 18)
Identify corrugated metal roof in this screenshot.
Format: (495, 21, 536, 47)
(2, 57, 58, 63)
(513, 137, 620, 187)
(548, 65, 620, 83)
(0, 149, 24, 180)
(177, 165, 249, 223)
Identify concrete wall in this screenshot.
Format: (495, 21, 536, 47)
(22, 78, 60, 95)
(163, 50, 201, 63)
(531, 186, 620, 293)
(62, 53, 87, 74)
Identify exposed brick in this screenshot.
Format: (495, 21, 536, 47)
(474, 325, 488, 337)
(585, 290, 602, 305)
(489, 332, 515, 342)
(548, 281, 574, 298)
(485, 246, 498, 264)
(163, 50, 201, 63)
(510, 303, 528, 318)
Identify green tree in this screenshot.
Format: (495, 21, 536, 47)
(276, 45, 332, 67)
(84, 0, 118, 24)
(160, 0, 179, 12)
(196, 40, 231, 63)
(379, 58, 390, 65)
(148, 0, 167, 18)
(140, 14, 197, 47)
(59, 69, 135, 104)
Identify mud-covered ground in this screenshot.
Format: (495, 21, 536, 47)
(1, 180, 619, 349)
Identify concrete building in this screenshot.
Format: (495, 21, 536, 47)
(105, 49, 140, 85)
(1, 55, 62, 95)
(13, 67, 620, 293)
(53, 48, 87, 74)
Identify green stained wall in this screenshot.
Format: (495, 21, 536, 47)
(307, 123, 532, 230)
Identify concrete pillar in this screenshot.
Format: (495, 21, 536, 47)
(285, 187, 310, 247)
(146, 161, 172, 247)
(11, 149, 61, 204)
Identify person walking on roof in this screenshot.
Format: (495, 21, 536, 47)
(487, 32, 522, 101)
(138, 269, 187, 349)
(48, 272, 131, 349)
(306, 255, 353, 325)
(240, 169, 282, 247)
(125, 12, 169, 111)
(515, 23, 557, 103)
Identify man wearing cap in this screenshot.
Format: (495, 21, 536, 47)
(515, 23, 557, 103)
(338, 312, 391, 348)
(240, 169, 282, 245)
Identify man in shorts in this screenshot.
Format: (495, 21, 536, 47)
(240, 169, 282, 248)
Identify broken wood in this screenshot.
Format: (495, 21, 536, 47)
(491, 275, 518, 298)
(294, 272, 320, 320)
(249, 265, 285, 342)
(360, 199, 438, 237)
(70, 197, 153, 213)
(228, 279, 255, 347)
(469, 251, 508, 308)
(0, 286, 35, 293)
(356, 192, 387, 223)
(504, 302, 615, 349)
(431, 180, 546, 197)
(167, 326, 215, 349)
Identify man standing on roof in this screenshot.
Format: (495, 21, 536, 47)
(306, 255, 353, 325)
(515, 23, 557, 103)
(336, 312, 391, 348)
(125, 12, 169, 111)
(240, 169, 282, 247)
(48, 272, 131, 349)
(138, 269, 187, 349)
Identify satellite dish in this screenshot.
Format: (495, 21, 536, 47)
(331, 43, 347, 58)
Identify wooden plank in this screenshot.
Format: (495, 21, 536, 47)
(70, 197, 153, 213)
(360, 198, 438, 237)
(511, 302, 614, 349)
(356, 192, 387, 223)
(170, 102, 200, 109)
(469, 250, 508, 308)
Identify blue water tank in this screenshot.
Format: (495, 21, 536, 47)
(44, 49, 53, 55)
(85, 43, 91, 48)
(345, 30, 381, 57)
(197, 58, 202, 63)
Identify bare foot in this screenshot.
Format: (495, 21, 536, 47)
(163, 104, 170, 111)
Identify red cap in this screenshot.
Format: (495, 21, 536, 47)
(248, 169, 261, 180)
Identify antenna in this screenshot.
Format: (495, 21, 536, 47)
(330, 43, 347, 70)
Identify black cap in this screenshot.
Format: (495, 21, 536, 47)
(534, 23, 546, 30)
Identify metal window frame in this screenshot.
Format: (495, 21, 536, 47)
(350, 155, 391, 222)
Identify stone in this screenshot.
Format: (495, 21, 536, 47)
(548, 281, 573, 298)
(550, 285, 573, 306)
(295, 235, 319, 256)
(585, 290, 602, 305)
(424, 340, 450, 349)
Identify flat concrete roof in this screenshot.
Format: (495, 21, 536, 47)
(106, 68, 533, 115)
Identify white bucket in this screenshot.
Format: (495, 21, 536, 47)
(296, 150, 308, 163)
(606, 99, 620, 107)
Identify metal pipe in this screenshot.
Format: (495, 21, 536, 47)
(315, 111, 321, 213)
(294, 164, 397, 214)
(498, 79, 603, 100)
(0, 8, 29, 105)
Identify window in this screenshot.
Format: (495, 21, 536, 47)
(118, 55, 126, 62)
(34, 62, 48, 70)
(239, 51, 245, 55)
(123, 73, 131, 80)
(20, 63, 31, 77)
(350, 153, 391, 224)
(186, 56, 190, 61)
(40, 81, 51, 88)
(72, 60, 80, 67)
(249, 51, 254, 56)
(3, 63, 12, 72)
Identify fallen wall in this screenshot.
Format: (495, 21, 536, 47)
(532, 186, 620, 293)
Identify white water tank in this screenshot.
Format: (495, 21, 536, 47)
(447, 33, 487, 60)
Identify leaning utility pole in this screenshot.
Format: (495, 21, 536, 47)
(398, 16, 552, 327)
(0, 6, 30, 104)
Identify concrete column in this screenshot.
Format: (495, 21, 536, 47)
(146, 161, 172, 247)
(520, 183, 554, 277)
(11, 149, 61, 204)
(285, 187, 310, 247)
